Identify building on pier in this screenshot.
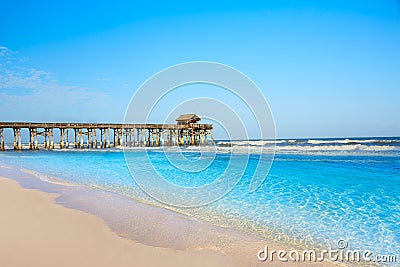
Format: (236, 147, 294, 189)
(176, 114, 201, 125)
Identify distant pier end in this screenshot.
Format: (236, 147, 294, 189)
(0, 114, 214, 151)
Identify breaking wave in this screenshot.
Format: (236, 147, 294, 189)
(217, 137, 400, 156)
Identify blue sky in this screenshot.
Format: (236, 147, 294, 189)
(0, 0, 399, 138)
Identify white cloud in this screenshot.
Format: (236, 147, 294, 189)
(0, 46, 113, 122)
(1, 46, 59, 92)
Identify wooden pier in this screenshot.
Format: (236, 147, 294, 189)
(0, 114, 214, 151)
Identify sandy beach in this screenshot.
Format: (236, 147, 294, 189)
(0, 164, 350, 267)
(0, 176, 234, 267)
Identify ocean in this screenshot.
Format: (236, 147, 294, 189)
(0, 136, 399, 259)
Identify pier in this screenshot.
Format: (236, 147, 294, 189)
(0, 114, 214, 151)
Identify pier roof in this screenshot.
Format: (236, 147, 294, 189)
(175, 114, 201, 124)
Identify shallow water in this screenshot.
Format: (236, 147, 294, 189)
(0, 137, 399, 260)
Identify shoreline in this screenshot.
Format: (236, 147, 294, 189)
(0, 175, 234, 267)
(0, 163, 349, 266)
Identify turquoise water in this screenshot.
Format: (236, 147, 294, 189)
(0, 137, 399, 258)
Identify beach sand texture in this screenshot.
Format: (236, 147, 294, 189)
(0, 177, 233, 267)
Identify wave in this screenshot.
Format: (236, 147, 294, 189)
(156, 144, 399, 156)
(218, 140, 285, 146)
(276, 144, 398, 152)
(218, 138, 400, 147)
(214, 139, 400, 156)
(307, 139, 400, 145)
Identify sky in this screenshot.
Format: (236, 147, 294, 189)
(0, 0, 399, 138)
